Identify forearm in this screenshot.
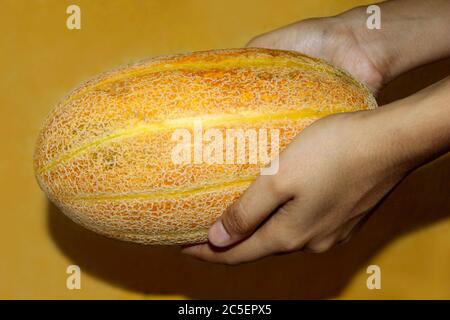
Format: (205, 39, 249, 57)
(343, 0, 450, 84)
(363, 76, 450, 172)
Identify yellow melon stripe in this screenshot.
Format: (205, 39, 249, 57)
(73, 176, 255, 202)
(39, 107, 346, 174)
(65, 56, 340, 104)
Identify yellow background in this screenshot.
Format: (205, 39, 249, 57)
(1, 0, 449, 299)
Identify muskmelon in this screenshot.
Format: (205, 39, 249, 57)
(34, 48, 376, 245)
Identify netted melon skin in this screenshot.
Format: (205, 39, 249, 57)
(34, 48, 377, 245)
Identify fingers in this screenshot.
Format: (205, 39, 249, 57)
(185, 204, 366, 263)
(182, 231, 278, 265)
(245, 19, 322, 56)
(208, 133, 305, 248)
(339, 212, 372, 243)
(184, 200, 306, 264)
(305, 215, 364, 253)
(246, 26, 296, 50)
(246, 32, 277, 48)
(208, 174, 292, 247)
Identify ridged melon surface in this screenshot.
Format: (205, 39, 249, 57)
(34, 48, 377, 245)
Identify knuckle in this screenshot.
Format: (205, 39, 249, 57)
(266, 175, 288, 196)
(246, 36, 259, 47)
(338, 233, 352, 245)
(306, 240, 334, 253)
(223, 200, 251, 236)
(221, 255, 240, 266)
(246, 34, 268, 47)
(275, 235, 302, 253)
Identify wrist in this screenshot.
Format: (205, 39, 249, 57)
(340, 1, 450, 86)
(359, 77, 450, 173)
(322, 9, 393, 91)
(336, 7, 394, 86)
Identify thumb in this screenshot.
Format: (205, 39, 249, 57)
(245, 22, 310, 52)
(246, 31, 285, 49)
(208, 175, 290, 247)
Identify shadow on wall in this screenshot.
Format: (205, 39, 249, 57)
(46, 58, 450, 299)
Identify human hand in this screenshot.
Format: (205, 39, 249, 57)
(247, 0, 450, 93)
(181, 110, 406, 263)
(246, 16, 386, 92)
(182, 77, 450, 264)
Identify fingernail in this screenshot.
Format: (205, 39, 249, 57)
(208, 219, 231, 247)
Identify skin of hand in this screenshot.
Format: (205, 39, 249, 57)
(246, 0, 450, 93)
(182, 0, 450, 264)
(246, 15, 387, 92)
